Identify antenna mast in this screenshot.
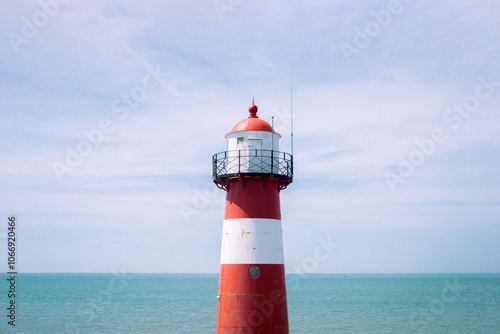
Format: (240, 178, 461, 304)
(271, 116, 275, 152)
(291, 87, 294, 156)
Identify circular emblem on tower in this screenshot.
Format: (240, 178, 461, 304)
(248, 265, 261, 278)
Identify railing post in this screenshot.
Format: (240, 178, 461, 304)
(238, 150, 241, 173)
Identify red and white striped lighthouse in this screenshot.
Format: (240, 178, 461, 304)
(213, 101, 293, 333)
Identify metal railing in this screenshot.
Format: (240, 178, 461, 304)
(212, 149, 293, 180)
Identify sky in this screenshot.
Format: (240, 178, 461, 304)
(1, 0, 499, 273)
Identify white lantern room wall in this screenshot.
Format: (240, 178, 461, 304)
(225, 130, 281, 174)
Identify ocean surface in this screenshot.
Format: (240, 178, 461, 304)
(1, 273, 499, 333)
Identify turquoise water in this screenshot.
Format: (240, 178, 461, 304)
(1, 273, 499, 333)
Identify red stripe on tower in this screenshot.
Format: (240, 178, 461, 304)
(213, 101, 293, 334)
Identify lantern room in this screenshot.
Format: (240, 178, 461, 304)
(225, 102, 281, 153)
(212, 101, 293, 188)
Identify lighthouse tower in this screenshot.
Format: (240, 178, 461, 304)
(213, 101, 293, 333)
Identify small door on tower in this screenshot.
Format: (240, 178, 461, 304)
(247, 139, 262, 173)
(247, 138, 262, 150)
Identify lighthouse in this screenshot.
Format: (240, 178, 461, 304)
(213, 101, 293, 333)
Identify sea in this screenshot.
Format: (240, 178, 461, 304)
(1, 273, 499, 333)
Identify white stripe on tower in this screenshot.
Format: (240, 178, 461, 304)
(220, 218, 284, 265)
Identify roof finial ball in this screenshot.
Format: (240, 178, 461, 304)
(249, 98, 258, 118)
